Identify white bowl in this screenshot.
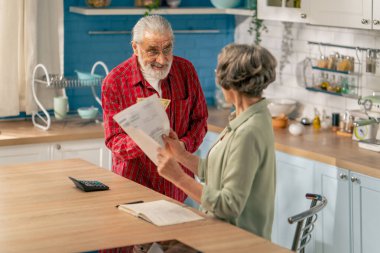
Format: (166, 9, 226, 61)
(77, 107, 99, 120)
(267, 98, 297, 117)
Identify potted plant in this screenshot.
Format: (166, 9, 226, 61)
(246, 1, 268, 45)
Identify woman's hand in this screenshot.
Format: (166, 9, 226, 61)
(157, 145, 184, 184)
(161, 129, 186, 161)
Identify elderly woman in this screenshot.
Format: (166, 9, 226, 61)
(156, 43, 277, 240)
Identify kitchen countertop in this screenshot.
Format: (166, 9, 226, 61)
(207, 107, 380, 178)
(1, 109, 379, 178)
(0, 117, 104, 146)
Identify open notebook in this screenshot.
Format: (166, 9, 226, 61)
(118, 200, 204, 226)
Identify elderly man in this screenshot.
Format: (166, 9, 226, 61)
(101, 15, 208, 202)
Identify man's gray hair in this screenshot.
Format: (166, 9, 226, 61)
(132, 15, 174, 43)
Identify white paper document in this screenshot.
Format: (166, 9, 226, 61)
(113, 95, 170, 165)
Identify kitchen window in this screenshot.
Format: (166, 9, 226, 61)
(0, 0, 63, 117)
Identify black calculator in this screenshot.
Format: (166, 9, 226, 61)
(68, 176, 109, 192)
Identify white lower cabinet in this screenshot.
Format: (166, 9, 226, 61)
(51, 139, 111, 170)
(0, 138, 111, 170)
(314, 162, 351, 253)
(275, 153, 380, 253)
(351, 172, 380, 253)
(0, 143, 50, 165)
(272, 151, 316, 252)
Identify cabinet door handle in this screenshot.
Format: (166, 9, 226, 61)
(300, 13, 307, 19)
(339, 173, 348, 180)
(361, 19, 370, 24)
(55, 144, 61, 150)
(373, 20, 380, 25)
(351, 176, 359, 183)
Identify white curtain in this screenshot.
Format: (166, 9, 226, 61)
(0, 0, 63, 117)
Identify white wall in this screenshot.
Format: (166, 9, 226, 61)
(234, 16, 380, 120)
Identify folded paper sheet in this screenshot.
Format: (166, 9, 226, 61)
(113, 95, 170, 165)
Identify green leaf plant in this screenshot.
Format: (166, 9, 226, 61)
(247, 6, 268, 45)
(144, 0, 160, 16)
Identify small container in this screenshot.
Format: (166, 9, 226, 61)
(316, 55, 328, 69)
(337, 55, 354, 72)
(345, 115, 354, 133)
(332, 113, 340, 132)
(366, 49, 377, 74)
(327, 52, 340, 70)
(77, 107, 99, 120)
(272, 115, 288, 128)
(86, 0, 111, 8)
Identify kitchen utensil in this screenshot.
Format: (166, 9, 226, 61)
(210, 0, 242, 8)
(366, 49, 377, 74)
(77, 107, 99, 120)
(54, 96, 69, 120)
(272, 114, 288, 128)
(166, 0, 181, 8)
(300, 117, 311, 125)
(86, 0, 111, 8)
(267, 98, 297, 117)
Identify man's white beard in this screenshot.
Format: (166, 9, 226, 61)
(137, 51, 172, 80)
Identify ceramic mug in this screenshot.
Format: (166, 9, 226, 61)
(54, 96, 69, 120)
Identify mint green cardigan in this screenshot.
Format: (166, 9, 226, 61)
(198, 99, 276, 240)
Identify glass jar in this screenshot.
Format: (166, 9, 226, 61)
(366, 49, 377, 74)
(337, 55, 354, 72)
(327, 52, 340, 70)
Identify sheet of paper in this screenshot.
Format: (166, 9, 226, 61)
(137, 97, 171, 110)
(113, 94, 170, 165)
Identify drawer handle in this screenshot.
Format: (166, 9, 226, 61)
(361, 19, 370, 24)
(373, 20, 380, 25)
(56, 144, 61, 150)
(351, 176, 359, 183)
(300, 13, 307, 19)
(339, 173, 348, 180)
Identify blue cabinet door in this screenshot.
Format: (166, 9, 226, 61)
(272, 151, 315, 251)
(352, 172, 380, 253)
(314, 162, 351, 253)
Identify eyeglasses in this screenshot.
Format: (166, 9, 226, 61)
(139, 45, 173, 58)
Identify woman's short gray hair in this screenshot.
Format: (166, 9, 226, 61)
(132, 15, 174, 43)
(216, 43, 277, 97)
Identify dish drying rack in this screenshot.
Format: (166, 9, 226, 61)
(31, 61, 109, 130)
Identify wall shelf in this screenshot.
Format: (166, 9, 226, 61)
(69, 7, 254, 16)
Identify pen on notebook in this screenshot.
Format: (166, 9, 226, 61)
(115, 200, 144, 208)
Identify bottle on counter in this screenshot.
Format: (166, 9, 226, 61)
(331, 112, 340, 132)
(345, 115, 354, 133)
(339, 112, 347, 132)
(313, 108, 321, 130)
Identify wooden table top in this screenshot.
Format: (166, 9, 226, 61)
(207, 107, 380, 178)
(0, 159, 290, 253)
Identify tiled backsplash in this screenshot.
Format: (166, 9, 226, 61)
(235, 16, 380, 119)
